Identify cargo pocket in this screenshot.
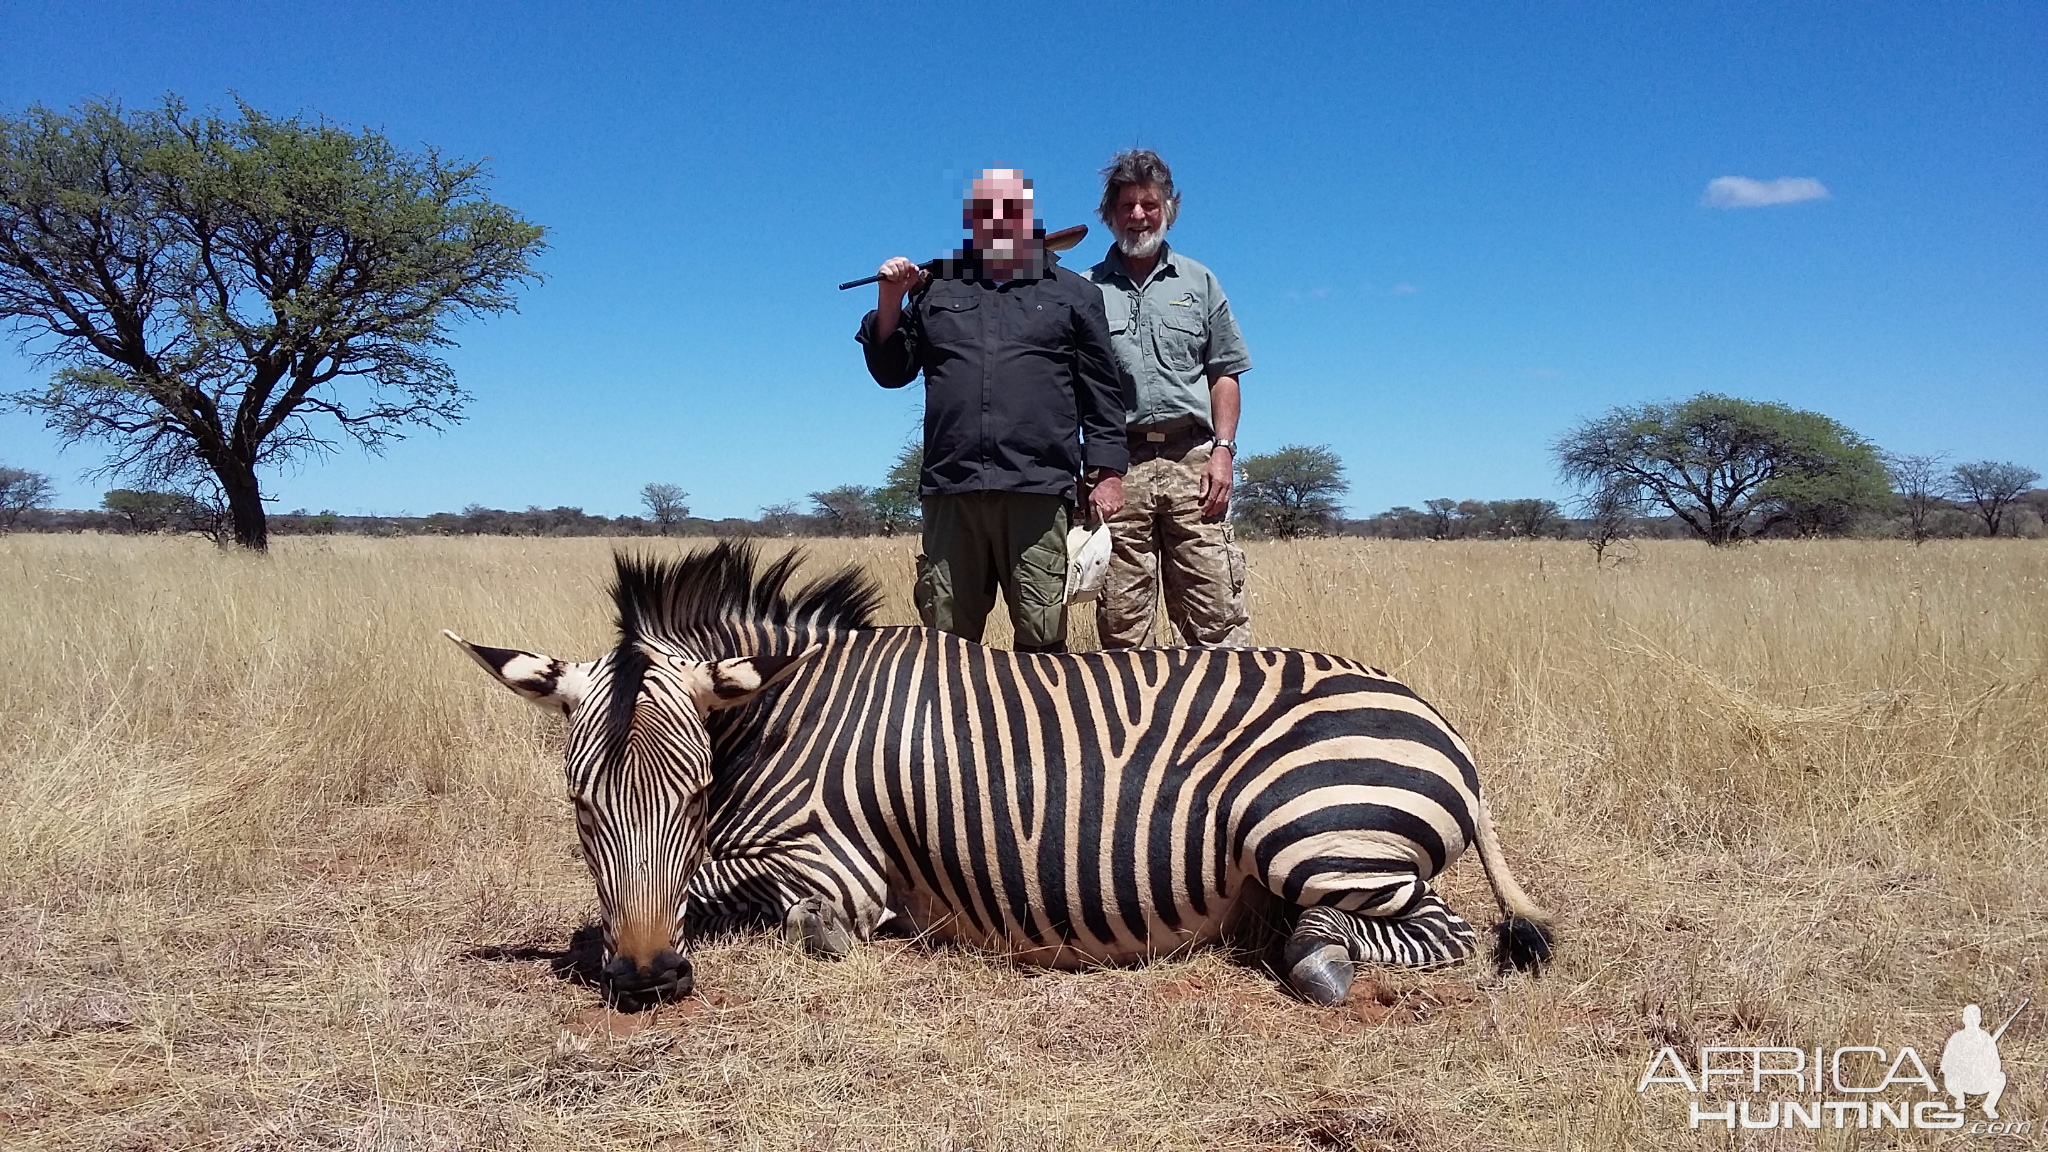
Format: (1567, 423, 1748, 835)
(1012, 510, 1071, 651)
(913, 553, 938, 628)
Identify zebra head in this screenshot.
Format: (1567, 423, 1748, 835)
(445, 627, 817, 1009)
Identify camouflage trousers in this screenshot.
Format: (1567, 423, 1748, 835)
(916, 491, 1070, 653)
(1096, 440, 1250, 648)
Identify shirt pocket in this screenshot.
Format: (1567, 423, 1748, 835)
(1153, 309, 1206, 372)
(1101, 291, 1134, 336)
(921, 295, 982, 349)
(1011, 298, 1071, 352)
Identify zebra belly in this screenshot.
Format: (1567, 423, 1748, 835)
(885, 875, 1280, 968)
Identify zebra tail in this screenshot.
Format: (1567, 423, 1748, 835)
(1471, 795, 1555, 973)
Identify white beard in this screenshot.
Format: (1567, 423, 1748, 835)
(1116, 227, 1165, 259)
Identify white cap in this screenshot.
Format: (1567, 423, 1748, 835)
(1063, 523, 1113, 603)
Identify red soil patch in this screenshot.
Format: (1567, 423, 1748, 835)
(1329, 978, 1486, 1030)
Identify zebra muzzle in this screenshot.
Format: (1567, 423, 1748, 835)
(602, 948, 694, 1009)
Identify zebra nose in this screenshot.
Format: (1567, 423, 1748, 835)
(603, 949, 694, 1009)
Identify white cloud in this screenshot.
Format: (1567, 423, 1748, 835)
(1701, 176, 1830, 209)
(1389, 282, 1418, 296)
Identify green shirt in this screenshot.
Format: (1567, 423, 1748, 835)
(1083, 244, 1252, 431)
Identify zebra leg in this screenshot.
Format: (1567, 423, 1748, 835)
(1281, 891, 1479, 1006)
(1280, 923, 1354, 1006)
(690, 858, 865, 958)
(782, 894, 856, 958)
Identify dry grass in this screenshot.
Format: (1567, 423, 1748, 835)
(2, 533, 2043, 1150)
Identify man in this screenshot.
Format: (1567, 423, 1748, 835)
(858, 168, 1128, 653)
(1084, 150, 1252, 648)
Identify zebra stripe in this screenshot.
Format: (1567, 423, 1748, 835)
(450, 543, 1554, 1007)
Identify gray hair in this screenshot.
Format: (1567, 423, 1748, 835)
(1097, 149, 1180, 230)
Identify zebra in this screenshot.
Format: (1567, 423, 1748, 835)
(446, 542, 1553, 1009)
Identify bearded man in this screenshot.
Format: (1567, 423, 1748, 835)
(1083, 150, 1253, 648)
(859, 168, 1128, 653)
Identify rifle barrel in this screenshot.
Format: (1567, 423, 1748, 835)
(837, 224, 1090, 290)
(838, 262, 932, 292)
(1992, 999, 2029, 1043)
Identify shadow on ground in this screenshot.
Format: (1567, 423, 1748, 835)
(462, 922, 606, 988)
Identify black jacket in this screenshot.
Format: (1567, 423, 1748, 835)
(859, 260, 1130, 500)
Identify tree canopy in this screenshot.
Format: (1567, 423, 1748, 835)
(867, 439, 922, 535)
(1884, 452, 1948, 544)
(101, 486, 223, 539)
(809, 484, 879, 536)
(0, 464, 55, 530)
(640, 483, 690, 534)
(0, 96, 545, 549)
(1554, 394, 1888, 544)
(1948, 460, 2041, 537)
(1235, 444, 1348, 539)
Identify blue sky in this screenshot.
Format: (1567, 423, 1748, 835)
(2, 2, 2043, 519)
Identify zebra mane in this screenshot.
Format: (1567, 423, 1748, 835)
(609, 540, 883, 650)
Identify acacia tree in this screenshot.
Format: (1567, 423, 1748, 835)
(0, 97, 545, 550)
(101, 486, 222, 537)
(1236, 444, 1348, 539)
(1576, 481, 1642, 565)
(1555, 394, 1887, 545)
(640, 483, 690, 534)
(0, 464, 55, 530)
(1490, 498, 1561, 539)
(810, 484, 878, 536)
(866, 438, 922, 535)
(1883, 452, 1948, 544)
(1948, 460, 2041, 537)
(1422, 498, 1456, 540)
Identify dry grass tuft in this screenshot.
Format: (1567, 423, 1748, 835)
(2, 534, 2043, 1149)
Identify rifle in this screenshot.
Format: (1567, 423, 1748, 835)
(838, 224, 1090, 290)
(1992, 999, 2029, 1043)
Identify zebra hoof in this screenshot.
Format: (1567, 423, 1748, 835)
(1282, 938, 1353, 1006)
(783, 897, 854, 958)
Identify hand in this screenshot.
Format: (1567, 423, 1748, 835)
(878, 256, 926, 301)
(1087, 473, 1125, 521)
(1198, 446, 1234, 519)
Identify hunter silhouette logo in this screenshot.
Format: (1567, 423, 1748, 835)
(1637, 997, 2033, 1133)
(1943, 1001, 2025, 1120)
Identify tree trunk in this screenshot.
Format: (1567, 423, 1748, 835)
(218, 460, 269, 551)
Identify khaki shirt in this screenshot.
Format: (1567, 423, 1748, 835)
(1083, 244, 1252, 431)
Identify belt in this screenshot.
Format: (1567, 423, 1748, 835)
(1130, 414, 1208, 444)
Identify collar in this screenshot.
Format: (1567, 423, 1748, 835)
(1104, 241, 1178, 287)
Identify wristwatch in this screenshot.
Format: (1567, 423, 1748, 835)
(1211, 438, 1237, 453)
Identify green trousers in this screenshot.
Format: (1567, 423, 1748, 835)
(916, 491, 1069, 653)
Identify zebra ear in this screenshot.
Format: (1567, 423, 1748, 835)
(444, 630, 595, 716)
(694, 644, 824, 712)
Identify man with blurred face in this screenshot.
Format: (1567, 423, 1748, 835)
(1084, 150, 1252, 648)
(857, 169, 1128, 653)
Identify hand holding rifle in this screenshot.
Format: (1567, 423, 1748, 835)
(855, 224, 1090, 343)
(869, 256, 926, 343)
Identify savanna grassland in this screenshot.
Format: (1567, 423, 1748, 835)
(1, 533, 2043, 1151)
